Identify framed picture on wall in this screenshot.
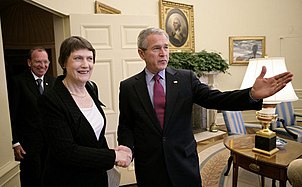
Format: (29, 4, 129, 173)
(95, 1, 121, 14)
(229, 36, 266, 65)
(159, 0, 195, 52)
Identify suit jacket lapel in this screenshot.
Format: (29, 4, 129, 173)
(43, 75, 54, 93)
(133, 71, 162, 133)
(25, 71, 54, 95)
(86, 82, 107, 141)
(164, 67, 179, 131)
(54, 77, 98, 143)
(24, 70, 41, 96)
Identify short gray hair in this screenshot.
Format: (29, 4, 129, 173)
(137, 27, 169, 50)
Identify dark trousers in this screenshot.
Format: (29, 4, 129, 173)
(20, 146, 47, 187)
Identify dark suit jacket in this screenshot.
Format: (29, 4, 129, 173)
(38, 75, 115, 187)
(9, 70, 55, 154)
(118, 67, 263, 187)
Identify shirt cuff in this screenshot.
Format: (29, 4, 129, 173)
(249, 89, 260, 102)
(12, 142, 20, 148)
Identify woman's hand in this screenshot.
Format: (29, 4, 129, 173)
(114, 145, 132, 167)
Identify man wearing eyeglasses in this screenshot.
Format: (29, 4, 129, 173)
(8, 47, 55, 187)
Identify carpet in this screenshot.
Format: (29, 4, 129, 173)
(199, 142, 229, 187)
(198, 142, 292, 187)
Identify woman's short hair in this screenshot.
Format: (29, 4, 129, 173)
(58, 36, 96, 74)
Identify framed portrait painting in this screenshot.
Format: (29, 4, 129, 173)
(229, 36, 266, 65)
(159, 0, 195, 52)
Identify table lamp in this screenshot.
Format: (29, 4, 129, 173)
(240, 57, 298, 155)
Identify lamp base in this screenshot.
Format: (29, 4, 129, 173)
(253, 133, 279, 155)
(252, 147, 279, 156)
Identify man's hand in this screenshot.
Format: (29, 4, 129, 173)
(114, 145, 132, 168)
(13, 145, 26, 161)
(251, 66, 293, 100)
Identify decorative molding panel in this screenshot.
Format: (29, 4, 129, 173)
(80, 25, 112, 49)
(90, 58, 115, 114)
(122, 58, 145, 78)
(121, 25, 148, 49)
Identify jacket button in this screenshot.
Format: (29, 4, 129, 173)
(163, 137, 166, 142)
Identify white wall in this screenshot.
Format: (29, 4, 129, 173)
(30, 0, 302, 92)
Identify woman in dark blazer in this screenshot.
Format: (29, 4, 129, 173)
(38, 36, 131, 187)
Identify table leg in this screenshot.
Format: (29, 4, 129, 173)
(261, 175, 264, 187)
(224, 155, 233, 176)
(279, 180, 286, 187)
(233, 155, 238, 187)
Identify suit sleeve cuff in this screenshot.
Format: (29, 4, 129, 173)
(249, 88, 260, 102)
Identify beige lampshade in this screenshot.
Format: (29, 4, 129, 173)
(240, 57, 298, 104)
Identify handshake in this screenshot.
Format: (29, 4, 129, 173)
(114, 145, 132, 167)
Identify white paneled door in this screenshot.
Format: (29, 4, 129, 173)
(69, 14, 157, 185)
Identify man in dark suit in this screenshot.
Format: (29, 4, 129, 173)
(117, 28, 293, 187)
(9, 47, 55, 187)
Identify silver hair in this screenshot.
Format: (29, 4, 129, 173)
(137, 27, 169, 50)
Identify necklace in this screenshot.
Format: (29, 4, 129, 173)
(63, 79, 87, 98)
(70, 92, 87, 98)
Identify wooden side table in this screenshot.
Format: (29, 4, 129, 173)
(224, 134, 302, 187)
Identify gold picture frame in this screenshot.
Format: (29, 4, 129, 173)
(229, 36, 266, 65)
(95, 1, 121, 14)
(159, 0, 195, 52)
